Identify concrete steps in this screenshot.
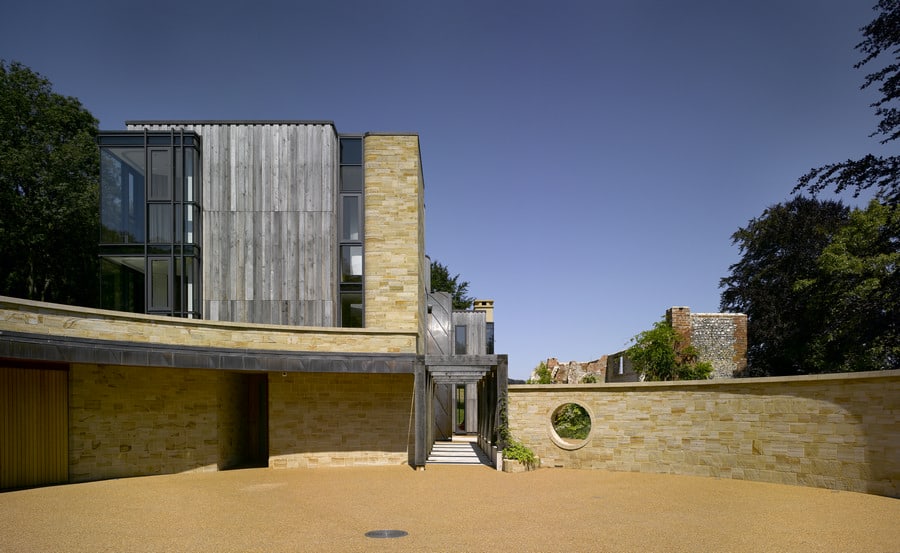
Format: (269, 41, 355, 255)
(426, 440, 492, 466)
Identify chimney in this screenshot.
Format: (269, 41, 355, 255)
(473, 299, 494, 323)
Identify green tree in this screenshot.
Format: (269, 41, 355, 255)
(719, 197, 850, 375)
(430, 259, 473, 309)
(551, 403, 591, 440)
(794, 0, 900, 204)
(795, 200, 900, 371)
(626, 319, 713, 381)
(0, 61, 99, 306)
(526, 361, 553, 384)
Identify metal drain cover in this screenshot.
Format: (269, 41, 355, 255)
(365, 529, 408, 539)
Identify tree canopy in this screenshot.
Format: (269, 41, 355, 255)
(626, 318, 713, 381)
(794, 0, 900, 204)
(795, 200, 899, 371)
(720, 197, 850, 375)
(526, 361, 552, 384)
(430, 259, 473, 309)
(0, 61, 99, 306)
(720, 197, 898, 374)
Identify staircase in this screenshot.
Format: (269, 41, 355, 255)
(426, 439, 493, 466)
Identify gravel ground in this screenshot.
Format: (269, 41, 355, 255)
(1, 465, 898, 553)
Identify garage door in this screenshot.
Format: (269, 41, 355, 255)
(0, 364, 68, 489)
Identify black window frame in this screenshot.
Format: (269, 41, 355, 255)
(338, 135, 364, 328)
(98, 130, 202, 319)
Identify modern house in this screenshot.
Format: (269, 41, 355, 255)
(0, 121, 506, 490)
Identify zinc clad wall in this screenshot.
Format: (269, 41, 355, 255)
(0, 365, 68, 489)
(363, 135, 426, 344)
(128, 122, 338, 327)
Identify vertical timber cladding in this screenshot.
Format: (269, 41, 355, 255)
(128, 121, 339, 326)
(363, 134, 427, 347)
(0, 364, 68, 489)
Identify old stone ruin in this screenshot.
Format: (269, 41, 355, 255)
(533, 307, 748, 384)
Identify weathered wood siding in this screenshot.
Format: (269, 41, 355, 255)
(452, 310, 487, 355)
(129, 122, 338, 326)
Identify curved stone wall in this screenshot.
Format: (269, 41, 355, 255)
(508, 370, 900, 498)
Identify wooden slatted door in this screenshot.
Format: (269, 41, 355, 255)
(0, 365, 68, 489)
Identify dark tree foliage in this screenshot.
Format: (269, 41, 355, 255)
(795, 200, 900, 371)
(0, 61, 100, 306)
(720, 197, 851, 375)
(430, 259, 473, 309)
(794, 0, 900, 204)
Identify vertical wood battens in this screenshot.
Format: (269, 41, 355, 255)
(133, 122, 338, 326)
(0, 366, 68, 489)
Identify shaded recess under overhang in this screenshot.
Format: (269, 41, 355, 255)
(425, 354, 498, 383)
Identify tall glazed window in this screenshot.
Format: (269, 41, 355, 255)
(98, 131, 202, 318)
(338, 136, 363, 327)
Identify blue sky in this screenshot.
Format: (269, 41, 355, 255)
(1, 1, 888, 379)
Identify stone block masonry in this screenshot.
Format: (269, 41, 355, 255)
(269, 372, 414, 468)
(667, 307, 747, 378)
(508, 370, 900, 498)
(0, 298, 418, 354)
(68, 364, 230, 482)
(363, 134, 427, 347)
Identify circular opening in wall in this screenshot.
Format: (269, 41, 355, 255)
(549, 402, 592, 450)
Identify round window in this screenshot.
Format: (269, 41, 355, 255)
(549, 402, 592, 450)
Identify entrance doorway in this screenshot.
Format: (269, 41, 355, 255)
(228, 373, 268, 469)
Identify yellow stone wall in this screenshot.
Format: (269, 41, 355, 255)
(65, 365, 417, 482)
(362, 135, 427, 349)
(268, 372, 414, 468)
(0, 297, 417, 354)
(68, 364, 230, 482)
(508, 370, 900, 498)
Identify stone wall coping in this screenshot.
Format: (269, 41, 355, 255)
(0, 296, 417, 339)
(510, 369, 900, 392)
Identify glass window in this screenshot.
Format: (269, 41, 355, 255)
(455, 325, 467, 355)
(340, 137, 362, 164)
(341, 166, 362, 192)
(149, 149, 171, 200)
(342, 196, 360, 241)
(175, 148, 183, 201)
(100, 257, 145, 313)
(148, 204, 173, 243)
(100, 148, 145, 243)
(98, 132, 202, 319)
(341, 291, 363, 328)
(486, 322, 495, 355)
(150, 258, 170, 309)
(341, 245, 363, 283)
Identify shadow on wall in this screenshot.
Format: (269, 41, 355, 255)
(268, 372, 414, 468)
(68, 364, 235, 482)
(65, 366, 417, 484)
(507, 371, 900, 498)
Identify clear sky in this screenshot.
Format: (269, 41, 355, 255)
(1, 1, 888, 380)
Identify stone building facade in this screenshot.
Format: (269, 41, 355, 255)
(667, 307, 748, 378)
(0, 121, 506, 490)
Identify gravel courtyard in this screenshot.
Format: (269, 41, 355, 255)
(2, 465, 898, 552)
